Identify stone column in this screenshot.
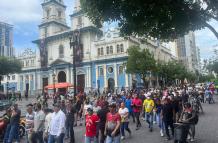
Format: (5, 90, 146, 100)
(104, 65, 107, 88)
(114, 64, 118, 88)
(125, 73, 129, 88)
(96, 65, 99, 89)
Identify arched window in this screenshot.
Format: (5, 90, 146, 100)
(106, 46, 110, 55)
(46, 9, 50, 18)
(98, 48, 101, 56)
(110, 46, 113, 54)
(100, 47, 104, 55)
(120, 44, 124, 53)
(117, 44, 120, 53)
(59, 45, 64, 58)
(118, 66, 124, 75)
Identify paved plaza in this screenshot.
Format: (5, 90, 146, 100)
(1, 96, 218, 143)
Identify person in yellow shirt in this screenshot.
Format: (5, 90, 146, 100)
(143, 95, 155, 132)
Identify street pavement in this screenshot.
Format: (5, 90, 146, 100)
(1, 96, 218, 143)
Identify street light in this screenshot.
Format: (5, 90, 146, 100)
(52, 71, 56, 96)
(69, 30, 80, 97)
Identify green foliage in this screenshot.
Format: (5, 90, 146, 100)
(199, 74, 215, 83)
(157, 61, 197, 85)
(81, 0, 218, 40)
(158, 61, 184, 84)
(207, 61, 218, 74)
(0, 56, 22, 77)
(126, 46, 156, 86)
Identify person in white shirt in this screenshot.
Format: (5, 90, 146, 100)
(43, 108, 52, 143)
(118, 102, 131, 140)
(25, 104, 34, 143)
(48, 103, 66, 143)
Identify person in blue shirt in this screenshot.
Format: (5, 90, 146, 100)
(125, 95, 135, 123)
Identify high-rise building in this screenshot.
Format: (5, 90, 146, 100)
(176, 31, 199, 72)
(0, 22, 14, 57)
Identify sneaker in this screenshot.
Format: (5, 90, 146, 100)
(129, 132, 132, 138)
(136, 127, 139, 130)
(149, 128, 153, 132)
(190, 138, 195, 142)
(187, 135, 191, 140)
(153, 121, 157, 124)
(165, 137, 171, 141)
(160, 130, 164, 137)
(121, 136, 125, 140)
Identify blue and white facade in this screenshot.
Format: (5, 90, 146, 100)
(9, 0, 176, 96)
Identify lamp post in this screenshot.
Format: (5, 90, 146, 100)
(52, 71, 56, 96)
(69, 30, 80, 97)
(6, 81, 9, 99)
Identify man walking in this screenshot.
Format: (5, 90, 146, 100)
(48, 103, 66, 143)
(25, 104, 35, 143)
(143, 95, 155, 132)
(85, 106, 100, 143)
(32, 103, 45, 143)
(131, 93, 142, 130)
(4, 104, 21, 143)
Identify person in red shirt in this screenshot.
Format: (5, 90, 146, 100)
(85, 107, 100, 143)
(131, 93, 142, 130)
(105, 103, 121, 143)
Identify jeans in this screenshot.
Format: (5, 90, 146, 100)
(69, 125, 75, 143)
(85, 136, 98, 143)
(97, 124, 106, 143)
(26, 131, 33, 143)
(128, 112, 135, 123)
(189, 124, 195, 139)
(145, 112, 153, 129)
(5, 123, 20, 143)
(48, 133, 65, 143)
(32, 131, 43, 143)
(65, 124, 70, 138)
(163, 120, 174, 138)
(153, 112, 157, 122)
(134, 112, 141, 128)
(105, 135, 120, 143)
(156, 113, 164, 129)
(120, 122, 131, 137)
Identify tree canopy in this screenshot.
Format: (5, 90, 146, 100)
(207, 60, 218, 74)
(0, 56, 22, 78)
(81, 0, 218, 40)
(157, 61, 191, 85)
(126, 46, 157, 86)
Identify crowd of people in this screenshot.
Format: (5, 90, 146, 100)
(1, 83, 216, 143)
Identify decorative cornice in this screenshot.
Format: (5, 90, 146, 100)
(41, 0, 66, 8)
(70, 10, 84, 18)
(19, 56, 128, 73)
(33, 26, 103, 44)
(39, 21, 70, 29)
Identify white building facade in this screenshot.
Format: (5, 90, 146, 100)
(9, 0, 177, 95)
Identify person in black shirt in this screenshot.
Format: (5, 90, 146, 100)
(66, 99, 76, 143)
(4, 104, 21, 143)
(161, 98, 175, 140)
(75, 96, 83, 126)
(97, 101, 109, 143)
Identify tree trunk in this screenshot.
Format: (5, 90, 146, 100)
(204, 22, 218, 40)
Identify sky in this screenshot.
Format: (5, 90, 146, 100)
(0, 0, 218, 59)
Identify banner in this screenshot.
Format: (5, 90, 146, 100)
(39, 38, 48, 67)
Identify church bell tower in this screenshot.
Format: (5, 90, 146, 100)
(39, 0, 69, 38)
(70, 0, 95, 30)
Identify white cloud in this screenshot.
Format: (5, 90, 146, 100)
(195, 20, 218, 59)
(0, 0, 42, 24)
